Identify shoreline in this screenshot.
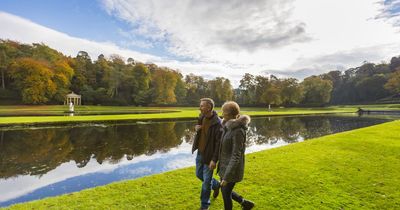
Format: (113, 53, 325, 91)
(0, 109, 357, 127)
(5, 120, 400, 209)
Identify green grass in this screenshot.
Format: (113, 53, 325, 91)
(6, 120, 400, 209)
(0, 103, 399, 126)
(0, 105, 359, 126)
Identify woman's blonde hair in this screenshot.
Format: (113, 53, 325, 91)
(222, 101, 240, 118)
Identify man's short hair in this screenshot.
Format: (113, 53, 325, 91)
(200, 98, 215, 110)
(222, 101, 240, 117)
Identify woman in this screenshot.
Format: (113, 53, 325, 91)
(218, 101, 254, 210)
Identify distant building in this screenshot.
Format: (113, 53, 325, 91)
(64, 92, 82, 105)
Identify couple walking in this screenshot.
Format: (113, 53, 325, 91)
(192, 98, 255, 210)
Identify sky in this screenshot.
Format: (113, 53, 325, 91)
(0, 0, 400, 87)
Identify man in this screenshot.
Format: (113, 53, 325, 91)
(192, 98, 222, 210)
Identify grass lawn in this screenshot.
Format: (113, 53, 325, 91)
(0, 105, 361, 126)
(6, 120, 400, 209)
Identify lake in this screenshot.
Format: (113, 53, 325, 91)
(0, 113, 398, 207)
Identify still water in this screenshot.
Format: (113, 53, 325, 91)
(0, 110, 177, 117)
(0, 114, 397, 207)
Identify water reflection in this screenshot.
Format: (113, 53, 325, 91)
(0, 121, 194, 179)
(0, 114, 396, 207)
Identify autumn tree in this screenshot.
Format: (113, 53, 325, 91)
(151, 68, 178, 104)
(385, 69, 400, 93)
(221, 78, 233, 102)
(10, 58, 56, 104)
(52, 58, 74, 102)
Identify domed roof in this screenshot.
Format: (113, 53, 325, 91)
(66, 92, 81, 97)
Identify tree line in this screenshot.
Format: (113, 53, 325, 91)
(0, 40, 399, 106)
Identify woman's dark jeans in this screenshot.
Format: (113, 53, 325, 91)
(221, 182, 244, 210)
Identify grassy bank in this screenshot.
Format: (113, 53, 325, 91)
(6, 120, 400, 209)
(0, 105, 359, 126)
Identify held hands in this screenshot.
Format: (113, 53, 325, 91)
(195, 125, 202, 132)
(208, 160, 216, 170)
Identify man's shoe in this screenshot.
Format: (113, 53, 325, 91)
(212, 185, 220, 198)
(241, 199, 255, 210)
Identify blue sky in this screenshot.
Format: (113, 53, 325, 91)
(0, 0, 174, 59)
(1, 0, 400, 85)
(0, 0, 116, 41)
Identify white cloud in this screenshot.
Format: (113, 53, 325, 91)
(376, 0, 400, 27)
(102, 0, 400, 77)
(0, 142, 194, 203)
(0, 11, 244, 85)
(265, 43, 400, 79)
(2, 0, 400, 86)
(0, 12, 164, 62)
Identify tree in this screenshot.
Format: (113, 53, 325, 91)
(390, 56, 400, 72)
(207, 77, 233, 105)
(0, 49, 8, 89)
(238, 73, 256, 105)
(301, 76, 333, 106)
(355, 74, 390, 102)
(221, 78, 233, 102)
(254, 75, 270, 105)
(207, 77, 224, 105)
(280, 78, 304, 105)
(94, 54, 110, 88)
(10, 58, 56, 104)
(185, 74, 208, 105)
(259, 76, 282, 107)
(174, 73, 187, 105)
(127, 57, 135, 65)
(105, 55, 125, 98)
(385, 69, 400, 93)
(0, 40, 33, 90)
(52, 59, 74, 102)
(151, 68, 178, 104)
(132, 63, 151, 105)
(320, 70, 343, 104)
(356, 62, 375, 77)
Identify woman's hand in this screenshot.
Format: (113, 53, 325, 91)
(195, 125, 202, 132)
(220, 180, 228, 187)
(209, 160, 216, 170)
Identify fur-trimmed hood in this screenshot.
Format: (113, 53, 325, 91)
(223, 115, 251, 130)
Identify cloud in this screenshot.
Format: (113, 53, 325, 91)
(0, 11, 233, 83)
(0, 12, 161, 62)
(2, 0, 400, 87)
(102, 0, 311, 59)
(263, 43, 400, 79)
(101, 0, 400, 76)
(376, 0, 400, 27)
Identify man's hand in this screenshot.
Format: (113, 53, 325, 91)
(208, 160, 216, 170)
(195, 125, 202, 132)
(220, 180, 227, 187)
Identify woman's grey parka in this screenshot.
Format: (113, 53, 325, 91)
(217, 115, 251, 183)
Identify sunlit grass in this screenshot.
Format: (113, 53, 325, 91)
(0, 105, 359, 125)
(6, 120, 400, 209)
(0, 104, 399, 126)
